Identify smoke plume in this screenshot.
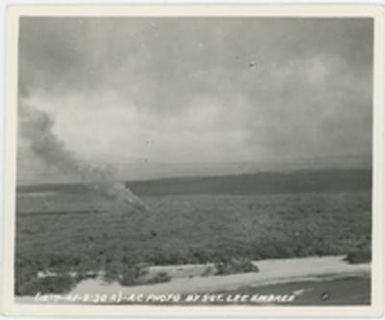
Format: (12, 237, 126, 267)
(19, 99, 148, 213)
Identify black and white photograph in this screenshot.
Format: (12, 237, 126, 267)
(2, 4, 385, 317)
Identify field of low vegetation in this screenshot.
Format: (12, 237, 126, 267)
(15, 169, 371, 296)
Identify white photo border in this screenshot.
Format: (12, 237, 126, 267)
(2, 4, 384, 317)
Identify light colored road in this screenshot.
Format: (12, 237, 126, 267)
(72, 255, 370, 295)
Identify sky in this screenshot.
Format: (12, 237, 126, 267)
(18, 17, 373, 167)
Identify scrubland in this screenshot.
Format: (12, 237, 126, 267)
(15, 169, 371, 295)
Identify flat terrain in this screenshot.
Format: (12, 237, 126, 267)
(15, 169, 372, 297)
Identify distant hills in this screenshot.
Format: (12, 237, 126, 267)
(111, 154, 371, 181)
(126, 168, 371, 196)
(17, 151, 371, 186)
(18, 168, 371, 196)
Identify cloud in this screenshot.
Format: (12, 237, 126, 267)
(18, 17, 373, 165)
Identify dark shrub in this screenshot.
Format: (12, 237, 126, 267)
(119, 265, 148, 286)
(141, 271, 171, 285)
(201, 266, 215, 277)
(214, 257, 259, 275)
(344, 249, 371, 264)
(118, 266, 171, 286)
(15, 275, 77, 296)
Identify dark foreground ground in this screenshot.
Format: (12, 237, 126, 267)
(112, 275, 369, 305)
(175, 276, 371, 306)
(15, 168, 371, 299)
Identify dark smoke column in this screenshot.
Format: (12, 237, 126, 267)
(19, 100, 148, 213)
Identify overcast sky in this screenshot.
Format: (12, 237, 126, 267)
(19, 17, 373, 165)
